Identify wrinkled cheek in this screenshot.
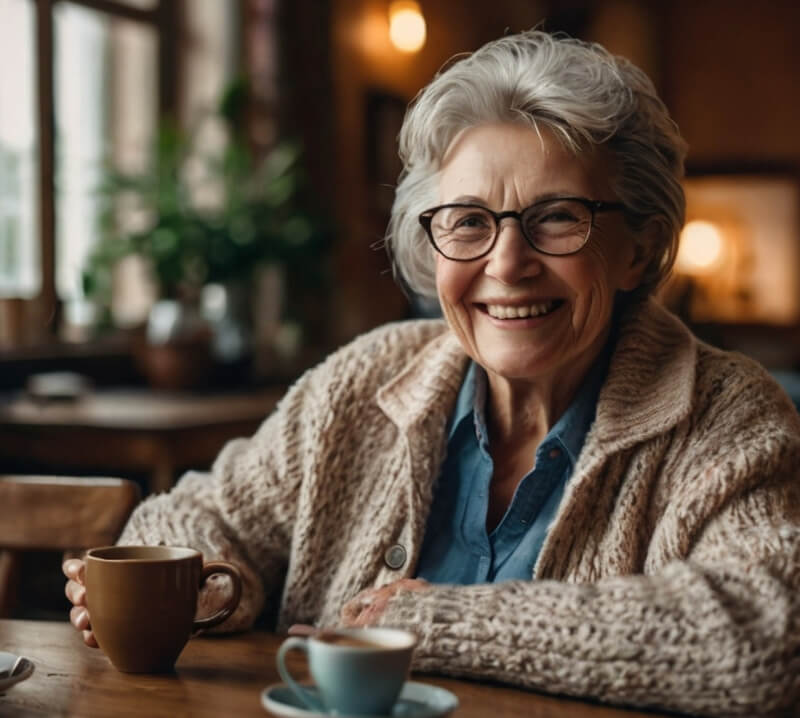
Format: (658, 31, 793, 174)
(571, 282, 613, 336)
(435, 260, 476, 344)
(438, 291, 470, 334)
(435, 259, 470, 312)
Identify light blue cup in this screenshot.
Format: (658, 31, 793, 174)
(276, 627, 417, 715)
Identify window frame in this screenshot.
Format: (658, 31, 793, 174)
(2, 0, 181, 348)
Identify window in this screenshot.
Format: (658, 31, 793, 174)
(0, 0, 38, 298)
(54, 2, 159, 302)
(0, 0, 238, 347)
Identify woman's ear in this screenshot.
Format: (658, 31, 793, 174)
(619, 219, 661, 291)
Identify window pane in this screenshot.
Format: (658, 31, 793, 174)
(182, 0, 239, 123)
(54, 2, 158, 301)
(0, 0, 39, 298)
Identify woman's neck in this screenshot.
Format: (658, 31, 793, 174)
(485, 374, 572, 448)
(483, 342, 606, 447)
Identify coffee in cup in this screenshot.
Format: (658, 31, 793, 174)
(276, 627, 417, 715)
(85, 545, 242, 673)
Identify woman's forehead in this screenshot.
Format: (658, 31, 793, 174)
(438, 123, 611, 203)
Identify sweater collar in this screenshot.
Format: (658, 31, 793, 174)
(376, 325, 467, 430)
(376, 298, 696, 444)
(592, 297, 696, 450)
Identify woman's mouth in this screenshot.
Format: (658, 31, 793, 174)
(481, 299, 563, 319)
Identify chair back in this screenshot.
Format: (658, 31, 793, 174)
(0, 475, 141, 616)
(0, 475, 140, 550)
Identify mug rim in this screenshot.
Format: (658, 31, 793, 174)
(86, 545, 201, 562)
(310, 627, 417, 651)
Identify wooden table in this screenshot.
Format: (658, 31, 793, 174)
(0, 620, 675, 718)
(0, 388, 284, 493)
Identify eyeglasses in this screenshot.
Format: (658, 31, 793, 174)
(418, 197, 626, 261)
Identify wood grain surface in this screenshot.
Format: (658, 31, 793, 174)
(0, 620, 679, 718)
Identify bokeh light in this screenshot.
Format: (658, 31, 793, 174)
(388, 1, 426, 53)
(676, 220, 725, 273)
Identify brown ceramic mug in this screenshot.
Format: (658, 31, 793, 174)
(85, 545, 242, 673)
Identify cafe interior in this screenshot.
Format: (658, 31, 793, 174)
(0, 0, 799, 705)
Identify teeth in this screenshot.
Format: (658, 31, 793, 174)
(486, 301, 557, 319)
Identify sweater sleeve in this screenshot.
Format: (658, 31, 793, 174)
(116, 356, 332, 632)
(116, 319, 446, 633)
(377, 452, 800, 716)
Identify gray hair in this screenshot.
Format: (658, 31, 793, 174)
(386, 30, 687, 300)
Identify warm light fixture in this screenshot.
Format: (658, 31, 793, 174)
(675, 220, 725, 274)
(388, 0, 426, 53)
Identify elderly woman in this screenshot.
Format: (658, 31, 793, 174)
(65, 30, 800, 716)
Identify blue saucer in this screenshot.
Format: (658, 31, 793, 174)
(261, 681, 459, 718)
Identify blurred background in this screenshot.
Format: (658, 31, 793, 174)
(1, 0, 800, 619)
(2, 0, 800, 469)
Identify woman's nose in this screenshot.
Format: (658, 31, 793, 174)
(484, 219, 543, 284)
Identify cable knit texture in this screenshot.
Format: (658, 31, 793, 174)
(119, 298, 800, 717)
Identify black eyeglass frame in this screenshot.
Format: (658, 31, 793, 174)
(418, 196, 626, 261)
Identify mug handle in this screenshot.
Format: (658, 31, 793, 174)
(276, 637, 325, 713)
(192, 561, 243, 631)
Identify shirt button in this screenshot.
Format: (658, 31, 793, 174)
(548, 448, 561, 460)
(384, 544, 407, 570)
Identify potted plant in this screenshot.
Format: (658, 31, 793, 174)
(83, 81, 332, 388)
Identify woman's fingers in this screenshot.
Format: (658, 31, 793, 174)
(64, 558, 98, 647)
(63, 558, 87, 615)
(62, 558, 85, 584)
(70, 604, 90, 629)
(64, 579, 86, 607)
(70, 605, 98, 647)
(341, 579, 429, 627)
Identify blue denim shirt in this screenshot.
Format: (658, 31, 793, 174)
(415, 357, 607, 584)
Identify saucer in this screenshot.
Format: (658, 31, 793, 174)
(261, 681, 459, 718)
(0, 652, 35, 692)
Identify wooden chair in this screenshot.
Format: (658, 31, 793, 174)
(0, 475, 141, 617)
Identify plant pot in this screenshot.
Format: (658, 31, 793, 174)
(136, 298, 214, 391)
(134, 338, 213, 391)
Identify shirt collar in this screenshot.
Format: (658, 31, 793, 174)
(448, 361, 481, 440)
(548, 348, 609, 464)
(448, 344, 611, 465)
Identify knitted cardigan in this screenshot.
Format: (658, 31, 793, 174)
(119, 298, 800, 717)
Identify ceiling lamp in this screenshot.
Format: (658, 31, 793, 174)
(388, 1, 426, 53)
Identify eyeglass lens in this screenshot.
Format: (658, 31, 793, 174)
(429, 199, 592, 259)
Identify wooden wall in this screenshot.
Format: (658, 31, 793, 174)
(660, 0, 800, 168)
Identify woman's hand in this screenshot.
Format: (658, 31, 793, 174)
(62, 558, 98, 647)
(340, 578, 429, 627)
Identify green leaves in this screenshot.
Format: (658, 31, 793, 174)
(85, 104, 331, 303)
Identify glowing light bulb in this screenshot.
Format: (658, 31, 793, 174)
(389, 1, 426, 53)
(676, 220, 725, 273)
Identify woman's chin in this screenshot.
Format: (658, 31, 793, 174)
(475, 353, 556, 383)
(470, 329, 565, 381)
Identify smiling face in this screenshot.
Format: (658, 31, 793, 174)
(435, 122, 648, 391)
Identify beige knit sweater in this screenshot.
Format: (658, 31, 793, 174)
(119, 299, 800, 717)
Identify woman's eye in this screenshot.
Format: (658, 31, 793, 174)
(539, 210, 577, 224)
(454, 214, 490, 229)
